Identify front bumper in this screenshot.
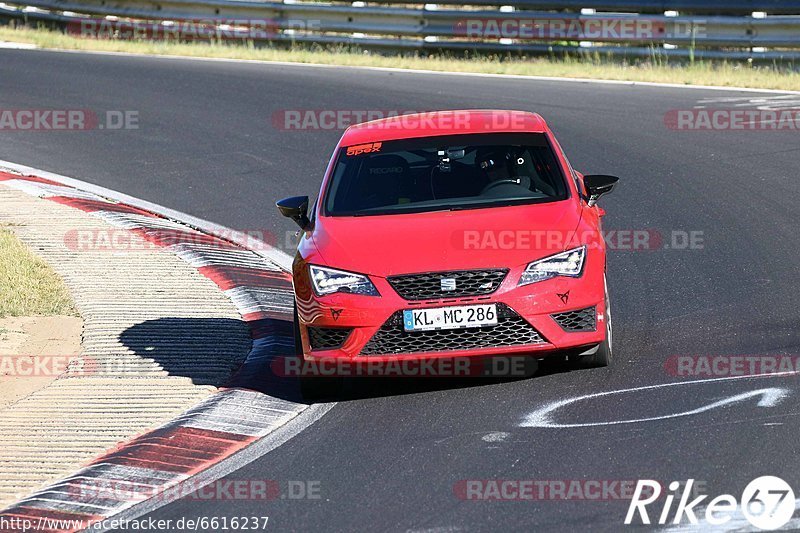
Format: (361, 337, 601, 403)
(296, 259, 607, 362)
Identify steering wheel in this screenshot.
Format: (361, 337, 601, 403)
(480, 179, 523, 195)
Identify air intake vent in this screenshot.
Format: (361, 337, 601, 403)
(308, 327, 352, 350)
(361, 303, 545, 355)
(388, 269, 508, 300)
(551, 306, 596, 332)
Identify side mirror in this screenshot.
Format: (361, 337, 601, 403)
(276, 195, 311, 230)
(583, 175, 619, 207)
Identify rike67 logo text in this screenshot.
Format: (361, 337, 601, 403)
(625, 477, 795, 530)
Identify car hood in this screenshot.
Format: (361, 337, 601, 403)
(310, 201, 583, 277)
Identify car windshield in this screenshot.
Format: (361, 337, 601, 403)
(323, 133, 569, 216)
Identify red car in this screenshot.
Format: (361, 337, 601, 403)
(278, 110, 618, 385)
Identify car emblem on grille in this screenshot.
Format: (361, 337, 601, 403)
(440, 278, 457, 291)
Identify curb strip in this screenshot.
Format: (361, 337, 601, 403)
(0, 169, 322, 533)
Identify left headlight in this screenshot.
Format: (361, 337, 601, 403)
(519, 246, 586, 286)
(309, 265, 379, 296)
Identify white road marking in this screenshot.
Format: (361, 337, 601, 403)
(481, 432, 510, 443)
(0, 41, 37, 50)
(695, 95, 800, 110)
(3, 178, 105, 201)
(520, 373, 797, 428)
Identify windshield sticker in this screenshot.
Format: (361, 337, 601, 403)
(346, 142, 383, 156)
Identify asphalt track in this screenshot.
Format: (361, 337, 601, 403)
(2, 49, 800, 532)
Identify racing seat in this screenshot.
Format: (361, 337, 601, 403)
(352, 154, 410, 210)
(431, 161, 487, 199)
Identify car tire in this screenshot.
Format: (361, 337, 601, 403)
(294, 302, 344, 400)
(293, 302, 302, 354)
(572, 277, 613, 369)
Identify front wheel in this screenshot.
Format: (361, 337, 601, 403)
(572, 277, 613, 369)
(293, 302, 302, 354)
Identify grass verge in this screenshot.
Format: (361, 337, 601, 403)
(0, 227, 78, 317)
(1, 26, 800, 91)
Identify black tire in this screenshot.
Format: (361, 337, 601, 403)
(292, 302, 302, 354)
(572, 277, 613, 369)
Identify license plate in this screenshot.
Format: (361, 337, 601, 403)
(403, 304, 498, 332)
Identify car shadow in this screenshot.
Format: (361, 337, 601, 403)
(118, 317, 252, 387)
(329, 355, 576, 401)
(118, 316, 578, 406)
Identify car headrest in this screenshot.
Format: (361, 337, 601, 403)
(363, 155, 409, 178)
(475, 148, 508, 171)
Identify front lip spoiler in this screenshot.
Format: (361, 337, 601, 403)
(577, 344, 600, 355)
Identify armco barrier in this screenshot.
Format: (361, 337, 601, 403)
(350, 1, 800, 14)
(2, 0, 800, 59)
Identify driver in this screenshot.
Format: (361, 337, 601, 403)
(475, 148, 511, 184)
(475, 148, 533, 194)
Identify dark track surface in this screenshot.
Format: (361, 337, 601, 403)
(3, 49, 800, 532)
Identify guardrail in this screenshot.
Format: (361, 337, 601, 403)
(2, 0, 800, 60)
(349, 1, 800, 15)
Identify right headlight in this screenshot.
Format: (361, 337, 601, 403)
(518, 246, 586, 286)
(309, 265, 379, 296)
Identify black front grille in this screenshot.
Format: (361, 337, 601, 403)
(361, 303, 546, 355)
(308, 327, 352, 350)
(388, 269, 508, 300)
(551, 306, 596, 332)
